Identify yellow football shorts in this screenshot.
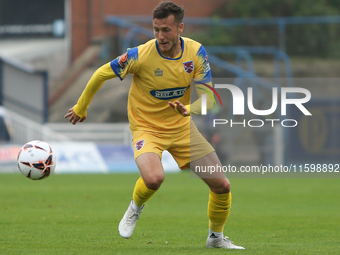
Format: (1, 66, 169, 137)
(132, 121, 215, 170)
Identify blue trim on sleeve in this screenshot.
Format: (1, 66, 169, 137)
(194, 77, 213, 84)
(196, 45, 212, 79)
(197, 45, 207, 57)
(110, 47, 139, 81)
(128, 47, 138, 59)
(110, 59, 123, 81)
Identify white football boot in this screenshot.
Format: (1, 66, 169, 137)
(118, 200, 144, 238)
(206, 235, 245, 249)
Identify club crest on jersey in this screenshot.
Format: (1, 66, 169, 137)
(135, 140, 145, 151)
(183, 61, 194, 74)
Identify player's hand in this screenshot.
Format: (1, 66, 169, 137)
(64, 107, 86, 125)
(168, 100, 189, 117)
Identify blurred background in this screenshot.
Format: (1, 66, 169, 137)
(1, 0, 340, 173)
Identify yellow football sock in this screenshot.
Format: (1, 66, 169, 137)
(208, 190, 232, 233)
(132, 177, 158, 207)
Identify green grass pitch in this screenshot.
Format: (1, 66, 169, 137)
(0, 171, 339, 254)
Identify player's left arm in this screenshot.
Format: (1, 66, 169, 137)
(188, 80, 215, 116)
(168, 100, 189, 116)
(186, 45, 215, 116)
(169, 45, 214, 116)
(168, 81, 214, 117)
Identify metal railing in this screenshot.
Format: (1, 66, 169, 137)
(205, 46, 293, 81)
(46, 122, 131, 145)
(3, 108, 131, 145)
(110, 15, 340, 52)
(4, 108, 70, 144)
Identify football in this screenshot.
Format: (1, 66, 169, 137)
(17, 140, 56, 180)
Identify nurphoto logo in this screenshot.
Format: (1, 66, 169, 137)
(199, 83, 312, 128)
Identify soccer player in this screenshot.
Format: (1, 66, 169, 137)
(64, 1, 244, 250)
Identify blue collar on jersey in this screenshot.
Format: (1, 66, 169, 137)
(155, 37, 184, 60)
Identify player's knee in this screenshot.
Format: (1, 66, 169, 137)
(211, 179, 231, 194)
(144, 175, 164, 190)
(223, 180, 231, 193)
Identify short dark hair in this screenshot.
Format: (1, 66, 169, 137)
(153, 1, 185, 24)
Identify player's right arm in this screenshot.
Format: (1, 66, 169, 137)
(64, 47, 139, 124)
(64, 63, 116, 124)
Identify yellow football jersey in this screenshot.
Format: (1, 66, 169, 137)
(73, 37, 212, 133)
